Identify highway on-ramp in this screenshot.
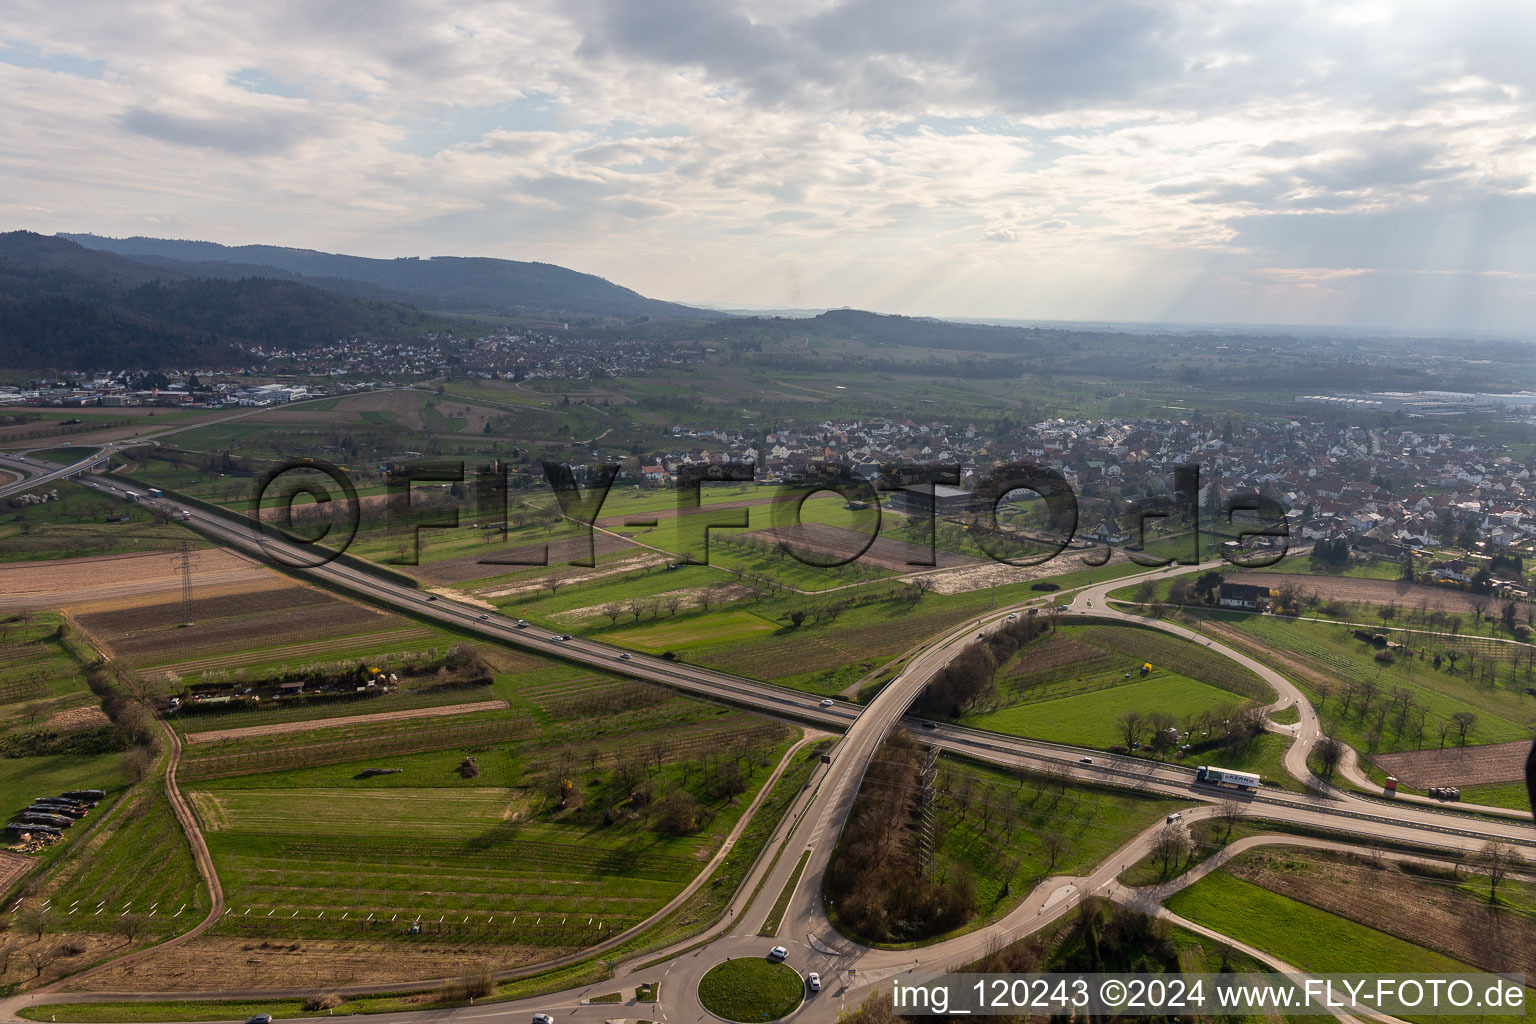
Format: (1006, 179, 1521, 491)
(1, 464, 1531, 1024)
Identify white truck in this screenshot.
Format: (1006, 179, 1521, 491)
(1194, 765, 1261, 791)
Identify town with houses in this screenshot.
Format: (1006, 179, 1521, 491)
(5, 363, 1536, 599)
(609, 415, 1536, 595)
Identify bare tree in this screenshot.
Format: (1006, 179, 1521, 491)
(1116, 711, 1146, 750)
(601, 603, 623, 626)
(1152, 823, 1192, 878)
(1476, 840, 1525, 903)
(25, 943, 59, 979)
(114, 913, 150, 947)
(1313, 736, 1344, 780)
(1451, 711, 1478, 746)
(1215, 798, 1246, 841)
(1041, 832, 1071, 871)
(17, 907, 48, 943)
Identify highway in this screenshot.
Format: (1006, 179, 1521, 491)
(1, 459, 1531, 1024)
(0, 446, 121, 499)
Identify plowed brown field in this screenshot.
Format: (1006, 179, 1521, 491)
(1371, 739, 1534, 787)
(1231, 573, 1511, 616)
(1226, 847, 1536, 978)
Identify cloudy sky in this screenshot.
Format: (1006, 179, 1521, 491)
(5, 0, 1536, 331)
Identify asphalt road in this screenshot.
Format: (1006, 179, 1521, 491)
(1, 464, 1532, 1024)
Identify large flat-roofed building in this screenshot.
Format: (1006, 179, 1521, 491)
(886, 484, 974, 518)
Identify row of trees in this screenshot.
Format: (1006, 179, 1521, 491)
(1115, 703, 1265, 759)
(824, 732, 976, 942)
(917, 613, 1056, 718)
(1313, 676, 1479, 752)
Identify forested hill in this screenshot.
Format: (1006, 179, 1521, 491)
(0, 232, 440, 368)
(61, 233, 723, 320)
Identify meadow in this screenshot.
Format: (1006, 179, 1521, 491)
(1211, 615, 1536, 754)
(956, 622, 1274, 752)
(31, 782, 205, 937)
(1166, 870, 1494, 1001)
(0, 481, 200, 563)
(170, 649, 801, 950)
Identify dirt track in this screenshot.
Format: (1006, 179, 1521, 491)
(182, 698, 511, 745)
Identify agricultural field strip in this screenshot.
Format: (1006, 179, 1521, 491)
(180, 699, 511, 744)
(160, 628, 435, 678)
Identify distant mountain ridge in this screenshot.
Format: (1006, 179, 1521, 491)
(0, 231, 444, 368)
(61, 233, 722, 320)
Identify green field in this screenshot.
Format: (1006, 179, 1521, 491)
(0, 750, 126, 824)
(32, 782, 205, 936)
(963, 675, 1242, 747)
(696, 958, 803, 1022)
(171, 653, 801, 949)
(1167, 870, 1489, 983)
(0, 613, 97, 725)
(1216, 615, 1536, 754)
(957, 622, 1272, 750)
(0, 480, 201, 562)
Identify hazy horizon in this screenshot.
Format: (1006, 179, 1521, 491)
(7, 1, 1536, 332)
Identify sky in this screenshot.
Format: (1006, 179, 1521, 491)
(4, 0, 1536, 332)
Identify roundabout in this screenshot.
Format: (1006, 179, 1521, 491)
(697, 957, 806, 1022)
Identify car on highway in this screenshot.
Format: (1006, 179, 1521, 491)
(1079, 757, 1094, 764)
(977, 631, 986, 638)
(618, 652, 632, 660)
(808, 972, 821, 992)
(515, 619, 528, 628)
(478, 614, 489, 620)
(819, 698, 834, 707)
(532, 1015, 554, 1024)
(561, 634, 573, 640)
(922, 720, 937, 729)
(246, 1015, 273, 1024)
(426, 595, 438, 601)
(1006, 611, 1018, 619)
(768, 945, 788, 961)
(553, 634, 567, 641)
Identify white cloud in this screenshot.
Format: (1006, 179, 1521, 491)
(2, 0, 1535, 329)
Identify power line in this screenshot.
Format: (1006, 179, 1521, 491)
(175, 541, 194, 627)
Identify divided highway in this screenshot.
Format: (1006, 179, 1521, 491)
(2, 456, 1532, 1024)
